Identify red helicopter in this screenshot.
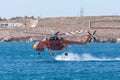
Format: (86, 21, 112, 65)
(33, 30, 97, 56)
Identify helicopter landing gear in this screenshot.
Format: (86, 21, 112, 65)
(49, 52, 55, 56)
(65, 52, 68, 56)
(37, 52, 41, 55)
(65, 47, 68, 56)
(48, 49, 55, 56)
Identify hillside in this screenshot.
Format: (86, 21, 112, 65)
(0, 16, 120, 42)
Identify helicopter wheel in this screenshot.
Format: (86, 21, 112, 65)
(65, 52, 68, 56)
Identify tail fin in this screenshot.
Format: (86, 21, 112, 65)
(83, 35, 90, 44)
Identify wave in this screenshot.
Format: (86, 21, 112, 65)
(55, 52, 120, 61)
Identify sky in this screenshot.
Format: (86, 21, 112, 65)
(0, 0, 120, 19)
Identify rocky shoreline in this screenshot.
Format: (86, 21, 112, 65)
(0, 35, 117, 43)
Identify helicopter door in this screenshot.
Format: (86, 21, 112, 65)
(51, 44, 58, 50)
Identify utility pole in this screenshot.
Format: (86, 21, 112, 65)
(80, 8, 84, 17)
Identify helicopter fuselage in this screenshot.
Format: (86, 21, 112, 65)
(33, 37, 67, 52)
(46, 39, 67, 50)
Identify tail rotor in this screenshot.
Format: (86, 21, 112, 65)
(88, 30, 98, 42)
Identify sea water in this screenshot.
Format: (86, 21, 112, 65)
(0, 42, 120, 80)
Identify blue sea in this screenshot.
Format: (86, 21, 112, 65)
(0, 42, 120, 80)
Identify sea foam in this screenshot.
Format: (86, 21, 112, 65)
(55, 52, 120, 61)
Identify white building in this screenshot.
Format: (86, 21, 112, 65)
(0, 23, 23, 28)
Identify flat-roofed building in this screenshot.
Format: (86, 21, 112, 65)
(0, 23, 23, 28)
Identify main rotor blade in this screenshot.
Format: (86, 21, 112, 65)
(50, 29, 55, 34)
(23, 31, 51, 35)
(23, 31, 41, 34)
(60, 30, 87, 35)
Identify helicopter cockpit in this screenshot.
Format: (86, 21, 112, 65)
(49, 36, 59, 41)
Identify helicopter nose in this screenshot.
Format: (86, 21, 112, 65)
(33, 44, 38, 49)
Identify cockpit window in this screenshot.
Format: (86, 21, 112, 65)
(35, 42, 40, 45)
(49, 37, 59, 41)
